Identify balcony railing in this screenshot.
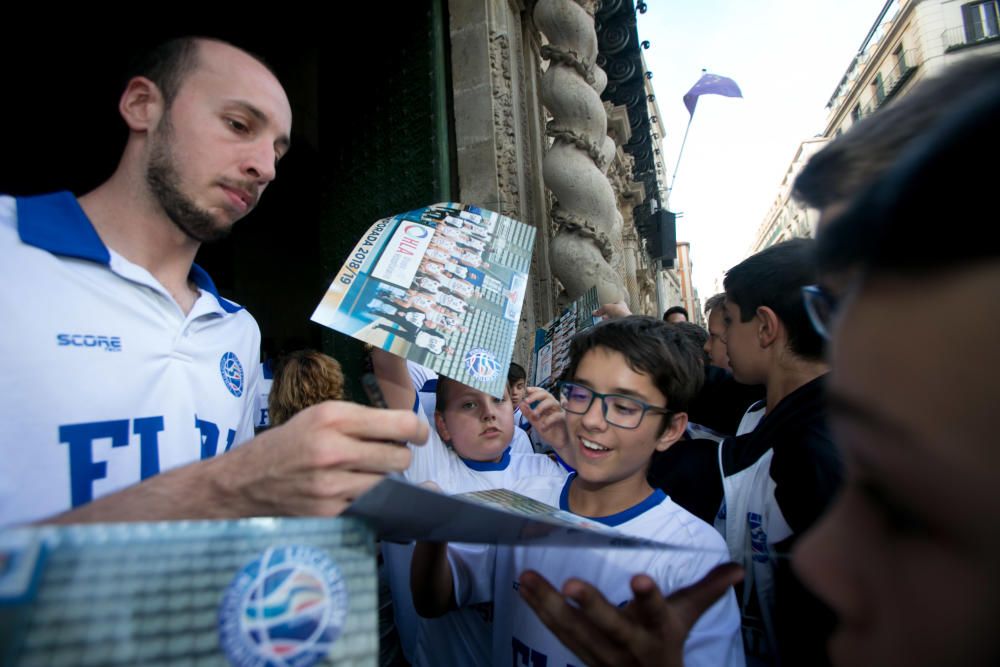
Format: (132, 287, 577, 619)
(845, 48, 921, 123)
(943, 25, 1000, 53)
(880, 51, 918, 101)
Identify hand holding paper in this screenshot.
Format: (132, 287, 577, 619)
(220, 401, 426, 516)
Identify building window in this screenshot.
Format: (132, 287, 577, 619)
(963, 1, 1000, 42)
(851, 103, 863, 123)
(893, 44, 908, 73)
(872, 72, 886, 105)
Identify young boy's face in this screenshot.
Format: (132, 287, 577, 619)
(563, 347, 684, 488)
(509, 379, 527, 407)
(721, 298, 768, 385)
(435, 383, 515, 463)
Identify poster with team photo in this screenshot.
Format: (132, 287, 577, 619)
(530, 286, 601, 390)
(311, 203, 535, 397)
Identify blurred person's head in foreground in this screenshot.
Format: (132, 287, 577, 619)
(794, 75, 1000, 667)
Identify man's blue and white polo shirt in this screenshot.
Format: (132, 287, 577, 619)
(0, 192, 261, 526)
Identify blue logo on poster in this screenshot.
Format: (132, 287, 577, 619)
(464, 348, 501, 381)
(220, 352, 244, 397)
(219, 545, 349, 667)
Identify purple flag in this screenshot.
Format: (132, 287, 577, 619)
(683, 73, 743, 116)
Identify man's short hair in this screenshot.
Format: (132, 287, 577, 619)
(663, 306, 688, 321)
(507, 362, 526, 384)
(818, 75, 1000, 279)
(124, 37, 276, 107)
(704, 293, 726, 315)
(724, 239, 824, 360)
(125, 38, 202, 107)
(268, 350, 345, 427)
(563, 316, 703, 415)
(795, 52, 1000, 210)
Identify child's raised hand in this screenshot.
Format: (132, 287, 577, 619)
(593, 301, 632, 320)
(520, 386, 570, 453)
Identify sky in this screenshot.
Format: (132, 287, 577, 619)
(635, 0, 887, 298)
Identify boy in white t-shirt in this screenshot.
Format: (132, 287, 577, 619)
(372, 349, 566, 666)
(411, 316, 744, 666)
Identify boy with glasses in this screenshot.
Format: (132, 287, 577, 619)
(411, 316, 744, 666)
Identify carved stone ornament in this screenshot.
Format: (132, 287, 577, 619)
(535, 0, 627, 304)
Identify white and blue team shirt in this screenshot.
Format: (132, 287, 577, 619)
(448, 474, 745, 667)
(408, 360, 440, 422)
(737, 399, 766, 436)
(384, 402, 567, 666)
(0, 193, 261, 527)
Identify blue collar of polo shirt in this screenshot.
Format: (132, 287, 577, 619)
(558, 473, 667, 527)
(17, 191, 242, 314)
(18, 191, 109, 263)
(460, 446, 512, 471)
(189, 264, 243, 313)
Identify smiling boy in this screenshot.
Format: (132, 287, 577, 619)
(411, 316, 743, 666)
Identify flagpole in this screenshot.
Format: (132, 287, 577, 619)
(666, 112, 694, 200)
(669, 68, 708, 200)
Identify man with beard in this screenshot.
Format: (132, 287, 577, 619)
(0, 37, 425, 527)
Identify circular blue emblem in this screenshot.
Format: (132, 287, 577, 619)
(219, 545, 349, 667)
(464, 348, 501, 381)
(220, 352, 245, 397)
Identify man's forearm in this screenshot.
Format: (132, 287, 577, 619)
(30, 402, 424, 527)
(41, 449, 242, 524)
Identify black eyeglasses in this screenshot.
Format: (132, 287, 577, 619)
(557, 381, 673, 430)
(802, 284, 838, 340)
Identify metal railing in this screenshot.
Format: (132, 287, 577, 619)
(943, 25, 1000, 52)
(844, 48, 921, 123)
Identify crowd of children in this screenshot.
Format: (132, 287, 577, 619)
(254, 53, 1000, 667)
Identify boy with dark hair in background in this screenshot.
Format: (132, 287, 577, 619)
(718, 239, 841, 665)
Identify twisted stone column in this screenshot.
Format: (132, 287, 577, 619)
(535, 0, 627, 305)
